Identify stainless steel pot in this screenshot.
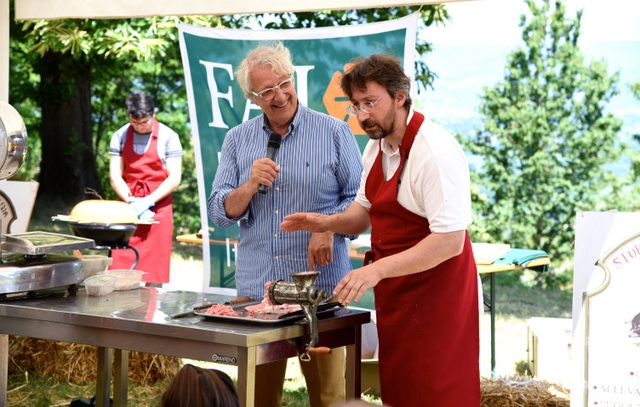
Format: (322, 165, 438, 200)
(0, 101, 27, 181)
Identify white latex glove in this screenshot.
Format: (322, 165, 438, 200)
(129, 197, 155, 217)
(139, 209, 155, 221)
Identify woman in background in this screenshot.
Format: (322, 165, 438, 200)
(161, 364, 240, 407)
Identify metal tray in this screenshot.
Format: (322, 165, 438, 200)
(2, 231, 95, 255)
(194, 301, 343, 325)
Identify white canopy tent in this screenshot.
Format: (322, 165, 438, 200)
(13, 0, 463, 20)
(1, 0, 470, 102)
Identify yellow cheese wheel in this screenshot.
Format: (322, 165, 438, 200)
(69, 200, 138, 224)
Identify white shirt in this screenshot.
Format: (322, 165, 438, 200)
(109, 122, 183, 167)
(355, 109, 472, 233)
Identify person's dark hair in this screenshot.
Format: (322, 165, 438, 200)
(340, 54, 412, 110)
(125, 91, 155, 118)
(161, 364, 241, 407)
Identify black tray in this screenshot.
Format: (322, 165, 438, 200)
(194, 301, 343, 325)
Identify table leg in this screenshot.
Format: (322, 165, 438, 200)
(481, 273, 497, 377)
(236, 348, 256, 407)
(344, 325, 362, 399)
(489, 273, 496, 377)
(113, 349, 129, 407)
(96, 347, 112, 407)
(1, 334, 8, 405)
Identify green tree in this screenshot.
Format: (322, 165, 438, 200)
(9, 15, 216, 234)
(629, 81, 640, 182)
(461, 0, 626, 287)
(9, 16, 210, 201)
(8, 6, 448, 235)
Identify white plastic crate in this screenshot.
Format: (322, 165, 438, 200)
(527, 317, 572, 385)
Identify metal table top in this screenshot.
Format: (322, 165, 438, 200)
(0, 287, 369, 348)
(0, 287, 370, 407)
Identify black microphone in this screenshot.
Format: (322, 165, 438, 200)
(258, 132, 282, 194)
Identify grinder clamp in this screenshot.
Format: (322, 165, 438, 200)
(268, 271, 329, 361)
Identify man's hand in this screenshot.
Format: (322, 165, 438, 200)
(251, 158, 280, 192)
(281, 212, 330, 233)
(307, 231, 334, 270)
(333, 265, 383, 305)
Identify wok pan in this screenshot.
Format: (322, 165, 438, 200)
(52, 199, 153, 247)
(66, 222, 138, 247)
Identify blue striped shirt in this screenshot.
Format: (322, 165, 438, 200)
(207, 105, 364, 299)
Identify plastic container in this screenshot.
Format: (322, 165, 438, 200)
(81, 255, 113, 281)
(83, 275, 117, 297)
(99, 270, 145, 291)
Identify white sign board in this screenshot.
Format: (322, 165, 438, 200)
(0, 180, 38, 234)
(583, 232, 640, 405)
(572, 211, 640, 406)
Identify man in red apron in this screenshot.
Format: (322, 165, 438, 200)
(109, 92, 183, 285)
(281, 54, 480, 406)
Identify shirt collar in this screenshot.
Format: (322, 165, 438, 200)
(261, 104, 305, 137)
(380, 107, 415, 155)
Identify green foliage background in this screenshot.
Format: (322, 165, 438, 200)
(7, 6, 447, 237)
(460, 0, 640, 287)
(6, 0, 640, 289)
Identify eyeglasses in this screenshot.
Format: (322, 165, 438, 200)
(129, 117, 152, 126)
(251, 77, 294, 101)
(346, 95, 384, 116)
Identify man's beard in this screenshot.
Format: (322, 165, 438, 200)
(361, 118, 391, 140)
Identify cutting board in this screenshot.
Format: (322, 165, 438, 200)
(472, 243, 511, 265)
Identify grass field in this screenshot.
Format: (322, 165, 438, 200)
(4, 200, 573, 406)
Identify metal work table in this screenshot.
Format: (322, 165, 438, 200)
(0, 288, 370, 407)
(178, 234, 551, 377)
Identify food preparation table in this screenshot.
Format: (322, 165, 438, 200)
(0, 288, 370, 407)
(177, 234, 551, 376)
(477, 258, 550, 376)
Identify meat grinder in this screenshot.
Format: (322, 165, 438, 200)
(268, 271, 329, 361)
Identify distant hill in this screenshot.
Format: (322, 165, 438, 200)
(419, 40, 640, 175)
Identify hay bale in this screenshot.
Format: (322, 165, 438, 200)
(8, 336, 180, 385)
(481, 375, 570, 407)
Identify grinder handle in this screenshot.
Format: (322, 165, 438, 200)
(307, 347, 332, 356)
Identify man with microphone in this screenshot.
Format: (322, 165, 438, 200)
(257, 132, 281, 194)
(207, 42, 363, 407)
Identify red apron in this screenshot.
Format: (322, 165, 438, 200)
(110, 119, 173, 284)
(364, 112, 480, 406)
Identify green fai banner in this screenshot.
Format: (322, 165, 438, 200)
(178, 14, 418, 292)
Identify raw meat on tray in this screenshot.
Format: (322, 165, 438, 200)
(244, 302, 301, 314)
(202, 281, 301, 318)
(204, 304, 239, 316)
(244, 281, 301, 315)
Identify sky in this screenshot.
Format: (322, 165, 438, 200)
(425, 0, 640, 47)
(418, 0, 640, 126)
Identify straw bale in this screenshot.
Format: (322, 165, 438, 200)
(9, 336, 571, 405)
(8, 336, 180, 385)
(481, 375, 570, 407)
